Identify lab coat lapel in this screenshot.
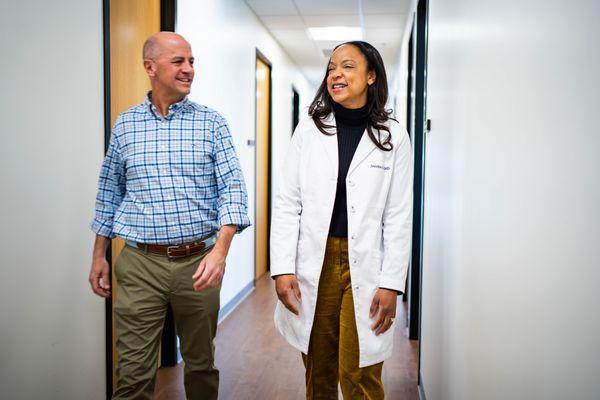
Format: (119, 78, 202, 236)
(316, 113, 339, 174)
(347, 128, 377, 177)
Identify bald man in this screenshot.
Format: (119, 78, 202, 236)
(89, 32, 250, 399)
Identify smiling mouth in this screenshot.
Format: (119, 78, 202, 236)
(177, 77, 192, 84)
(332, 83, 347, 90)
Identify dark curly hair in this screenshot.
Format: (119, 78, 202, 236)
(308, 41, 395, 151)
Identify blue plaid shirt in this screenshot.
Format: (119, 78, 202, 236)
(91, 93, 250, 244)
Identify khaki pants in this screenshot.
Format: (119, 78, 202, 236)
(303, 237, 384, 400)
(113, 244, 220, 400)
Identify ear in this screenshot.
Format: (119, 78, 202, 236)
(143, 59, 156, 77)
(367, 70, 376, 86)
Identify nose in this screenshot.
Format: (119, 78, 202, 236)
(330, 67, 342, 80)
(182, 60, 194, 74)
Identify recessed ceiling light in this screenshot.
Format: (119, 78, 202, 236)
(307, 26, 363, 41)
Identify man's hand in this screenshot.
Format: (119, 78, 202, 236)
(369, 288, 397, 335)
(89, 257, 111, 298)
(192, 225, 236, 291)
(192, 248, 226, 291)
(89, 235, 111, 298)
(275, 274, 302, 315)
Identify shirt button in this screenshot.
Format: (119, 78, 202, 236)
(161, 145, 166, 150)
(348, 180, 354, 187)
(351, 234, 356, 240)
(350, 205, 356, 213)
(351, 258, 357, 264)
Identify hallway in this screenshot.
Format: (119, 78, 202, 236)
(154, 275, 419, 399)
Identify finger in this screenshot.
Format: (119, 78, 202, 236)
(292, 282, 302, 303)
(92, 280, 109, 298)
(194, 267, 214, 291)
(370, 296, 379, 318)
(371, 308, 385, 331)
(89, 274, 104, 296)
(376, 316, 392, 335)
(192, 259, 207, 280)
(283, 291, 299, 315)
(101, 268, 110, 291)
(206, 271, 223, 289)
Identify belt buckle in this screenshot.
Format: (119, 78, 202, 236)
(166, 245, 181, 259)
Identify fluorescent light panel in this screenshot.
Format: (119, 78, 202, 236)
(307, 26, 363, 41)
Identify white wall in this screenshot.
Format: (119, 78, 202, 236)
(415, 0, 600, 399)
(0, 1, 105, 399)
(177, 0, 313, 308)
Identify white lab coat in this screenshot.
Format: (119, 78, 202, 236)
(270, 113, 413, 367)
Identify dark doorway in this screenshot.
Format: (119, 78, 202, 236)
(292, 86, 300, 134)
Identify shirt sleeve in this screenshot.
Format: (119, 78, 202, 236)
(90, 124, 126, 238)
(212, 117, 251, 233)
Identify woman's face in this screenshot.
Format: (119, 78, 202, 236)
(326, 44, 376, 109)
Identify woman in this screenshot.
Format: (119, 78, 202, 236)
(270, 41, 413, 399)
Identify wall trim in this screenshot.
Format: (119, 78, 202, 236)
(218, 281, 255, 323)
(418, 372, 427, 400)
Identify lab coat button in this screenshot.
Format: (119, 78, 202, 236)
(350, 205, 356, 213)
(351, 234, 356, 240)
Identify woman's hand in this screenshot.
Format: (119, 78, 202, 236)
(275, 274, 302, 315)
(369, 288, 398, 335)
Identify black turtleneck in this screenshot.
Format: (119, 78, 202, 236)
(328, 102, 369, 237)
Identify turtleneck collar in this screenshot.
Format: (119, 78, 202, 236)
(332, 101, 369, 127)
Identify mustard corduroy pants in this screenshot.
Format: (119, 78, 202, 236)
(302, 237, 384, 400)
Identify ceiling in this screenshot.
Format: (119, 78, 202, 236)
(244, 0, 412, 88)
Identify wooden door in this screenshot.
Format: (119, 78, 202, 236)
(109, 0, 160, 390)
(255, 56, 271, 280)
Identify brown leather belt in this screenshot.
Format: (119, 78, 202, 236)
(136, 233, 216, 259)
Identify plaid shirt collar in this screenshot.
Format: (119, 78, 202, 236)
(144, 91, 190, 120)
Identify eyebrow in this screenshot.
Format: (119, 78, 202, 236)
(328, 58, 357, 66)
(171, 56, 194, 61)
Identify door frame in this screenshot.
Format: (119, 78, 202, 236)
(253, 49, 273, 281)
(102, 0, 176, 397)
(410, 0, 430, 388)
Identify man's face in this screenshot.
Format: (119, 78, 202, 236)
(146, 37, 195, 98)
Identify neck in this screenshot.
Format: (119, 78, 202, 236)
(150, 89, 185, 117)
(332, 101, 369, 127)
(338, 94, 367, 109)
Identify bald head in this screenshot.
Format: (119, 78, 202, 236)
(143, 32, 190, 60)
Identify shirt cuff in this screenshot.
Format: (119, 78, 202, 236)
(379, 287, 403, 295)
(378, 276, 404, 293)
(218, 206, 251, 233)
(90, 218, 115, 238)
(270, 273, 295, 280)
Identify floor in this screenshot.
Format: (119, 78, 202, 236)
(154, 275, 419, 399)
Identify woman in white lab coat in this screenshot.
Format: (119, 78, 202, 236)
(270, 41, 413, 399)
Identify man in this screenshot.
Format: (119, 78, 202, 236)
(88, 32, 250, 399)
